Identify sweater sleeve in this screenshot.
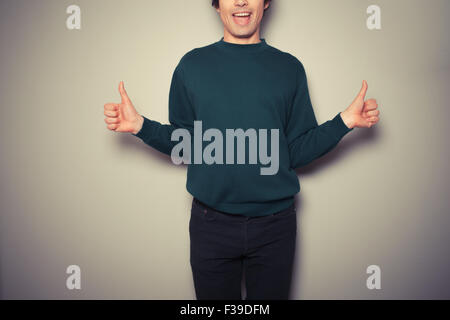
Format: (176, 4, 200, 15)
(131, 60, 196, 156)
(285, 59, 353, 170)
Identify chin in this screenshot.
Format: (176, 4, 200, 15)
(230, 29, 256, 38)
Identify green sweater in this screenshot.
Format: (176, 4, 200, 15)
(132, 37, 353, 217)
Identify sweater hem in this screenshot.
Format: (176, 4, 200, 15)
(187, 184, 296, 217)
(332, 112, 354, 140)
(132, 116, 153, 140)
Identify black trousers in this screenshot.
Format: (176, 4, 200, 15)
(189, 197, 297, 300)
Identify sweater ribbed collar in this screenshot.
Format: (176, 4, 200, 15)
(214, 36, 269, 55)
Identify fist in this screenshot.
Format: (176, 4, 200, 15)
(342, 80, 380, 129)
(104, 81, 143, 134)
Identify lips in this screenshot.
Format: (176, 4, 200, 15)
(232, 12, 251, 26)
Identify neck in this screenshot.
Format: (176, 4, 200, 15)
(222, 30, 262, 45)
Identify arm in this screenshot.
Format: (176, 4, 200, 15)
(131, 62, 196, 156)
(285, 60, 353, 170)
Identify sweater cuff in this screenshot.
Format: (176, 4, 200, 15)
(331, 112, 354, 140)
(132, 116, 154, 140)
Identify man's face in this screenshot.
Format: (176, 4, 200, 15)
(216, 0, 270, 40)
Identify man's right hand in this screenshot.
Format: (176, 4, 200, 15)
(104, 81, 144, 134)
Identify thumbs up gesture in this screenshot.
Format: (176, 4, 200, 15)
(340, 80, 380, 129)
(103, 81, 144, 134)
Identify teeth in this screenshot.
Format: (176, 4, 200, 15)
(234, 13, 251, 17)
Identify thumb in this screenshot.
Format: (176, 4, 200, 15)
(356, 80, 368, 100)
(119, 81, 131, 104)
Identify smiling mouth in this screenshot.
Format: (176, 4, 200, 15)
(232, 12, 252, 26)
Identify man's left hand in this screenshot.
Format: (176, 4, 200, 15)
(340, 80, 380, 129)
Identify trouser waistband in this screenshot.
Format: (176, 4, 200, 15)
(192, 197, 295, 218)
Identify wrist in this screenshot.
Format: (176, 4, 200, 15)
(340, 111, 354, 129)
(132, 115, 144, 135)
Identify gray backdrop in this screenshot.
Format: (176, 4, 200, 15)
(1, 0, 449, 299)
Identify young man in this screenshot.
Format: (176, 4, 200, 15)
(103, 0, 380, 300)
